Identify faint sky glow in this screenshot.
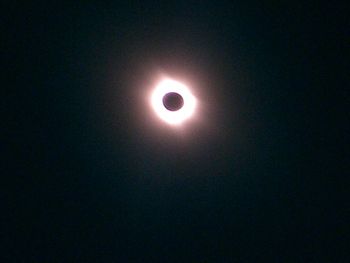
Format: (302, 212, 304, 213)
(151, 79, 197, 125)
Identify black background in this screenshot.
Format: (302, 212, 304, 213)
(3, 1, 348, 262)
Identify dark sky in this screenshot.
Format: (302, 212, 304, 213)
(3, 1, 347, 262)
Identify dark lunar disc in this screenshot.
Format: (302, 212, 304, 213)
(162, 92, 184, 111)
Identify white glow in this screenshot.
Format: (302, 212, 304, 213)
(151, 79, 196, 125)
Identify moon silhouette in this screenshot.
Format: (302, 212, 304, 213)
(162, 92, 184, 111)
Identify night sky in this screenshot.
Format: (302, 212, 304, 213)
(3, 1, 347, 262)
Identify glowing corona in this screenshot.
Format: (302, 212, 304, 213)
(151, 79, 196, 125)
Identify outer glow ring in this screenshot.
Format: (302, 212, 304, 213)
(151, 79, 196, 125)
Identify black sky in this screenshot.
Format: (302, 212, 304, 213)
(3, 1, 348, 262)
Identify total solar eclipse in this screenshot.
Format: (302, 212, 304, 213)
(151, 79, 197, 125)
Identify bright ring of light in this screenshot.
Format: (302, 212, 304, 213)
(151, 79, 196, 125)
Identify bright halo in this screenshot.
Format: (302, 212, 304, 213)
(151, 79, 196, 125)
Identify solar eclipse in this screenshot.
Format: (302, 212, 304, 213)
(151, 79, 197, 125)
